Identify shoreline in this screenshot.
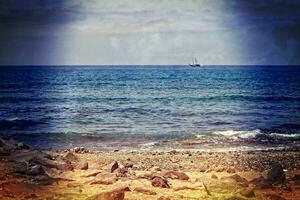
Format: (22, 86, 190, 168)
(0, 138, 300, 199)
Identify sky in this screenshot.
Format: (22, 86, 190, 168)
(0, 0, 300, 65)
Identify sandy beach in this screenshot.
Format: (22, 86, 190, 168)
(0, 138, 299, 200)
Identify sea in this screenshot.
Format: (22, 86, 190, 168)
(0, 65, 299, 151)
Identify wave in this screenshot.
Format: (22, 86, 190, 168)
(207, 129, 300, 141)
(0, 118, 46, 129)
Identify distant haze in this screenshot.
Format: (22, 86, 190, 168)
(0, 0, 300, 65)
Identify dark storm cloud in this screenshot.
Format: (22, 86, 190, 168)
(0, 0, 300, 65)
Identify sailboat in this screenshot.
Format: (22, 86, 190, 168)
(189, 57, 201, 67)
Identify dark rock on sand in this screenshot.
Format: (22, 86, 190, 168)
(91, 172, 118, 185)
(79, 161, 88, 170)
(267, 163, 286, 184)
(116, 167, 135, 178)
(26, 164, 46, 176)
(163, 171, 189, 180)
(16, 142, 31, 150)
(64, 152, 78, 162)
(86, 186, 130, 200)
(134, 187, 157, 195)
(151, 176, 170, 188)
(250, 176, 272, 189)
(240, 188, 255, 198)
(32, 174, 55, 185)
(73, 147, 88, 154)
(104, 161, 119, 173)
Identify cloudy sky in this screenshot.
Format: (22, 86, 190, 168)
(0, 0, 300, 65)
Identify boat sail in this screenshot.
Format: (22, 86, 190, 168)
(189, 57, 201, 67)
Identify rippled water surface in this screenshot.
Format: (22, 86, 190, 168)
(0, 65, 299, 150)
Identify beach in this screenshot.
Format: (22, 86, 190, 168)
(0, 138, 299, 200)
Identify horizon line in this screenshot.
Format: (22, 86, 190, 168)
(1, 64, 300, 67)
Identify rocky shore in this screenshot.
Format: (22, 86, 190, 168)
(0, 137, 299, 200)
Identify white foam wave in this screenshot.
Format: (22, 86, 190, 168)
(209, 129, 299, 139)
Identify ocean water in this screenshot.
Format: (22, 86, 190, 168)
(0, 65, 300, 151)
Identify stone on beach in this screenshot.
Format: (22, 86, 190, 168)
(250, 176, 272, 189)
(151, 176, 170, 188)
(221, 174, 249, 187)
(91, 172, 118, 185)
(86, 186, 130, 200)
(79, 161, 89, 170)
(163, 171, 189, 180)
(64, 152, 78, 162)
(104, 161, 119, 173)
(240, 188, 255, 198)
(173, 186, 197, 191)
(267, 163, 286, 184)
(90, 177, 117, 185)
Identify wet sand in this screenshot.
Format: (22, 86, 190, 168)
(0, 138, 299, 200)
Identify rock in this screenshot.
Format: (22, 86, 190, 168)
(151, 176, 170, 188)
(79, 161, 88, 170)
(250, 176, 272, 189)
(104, 161, 119, 173)
(157, 196, 171, 200)
(221, 174, 249, 187)
(86, 191, 123, 200)
(163, 171, 189, 180)
(116, 167, 135, 178)
(91, 177, 117, 185)
(33, 174, 55, 185)
(26, 164, 46, 176)
(124, 163, 134, 168)
(73, 147, 88, 154)
(227, 168, 236, 173)
(134, 187, 157, 195)
(16, 142, 31, 150)
(86, 187, 130, 200)
(174, 186, 197, 191)
(216, 167, 225, 172)
(85, 170, 102, 177)
(292, 174, 300, 185)
(240, 188, 255, 198)
(211, 174, 218, 179)
(267, 163, 285, 184)
(28, 155, 73, 171)
(7, 161, 28, 175)
(56, 160, 74, 171)
(64, 152, 78, 162)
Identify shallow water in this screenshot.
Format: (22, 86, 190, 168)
(0, 65, 300, 150)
